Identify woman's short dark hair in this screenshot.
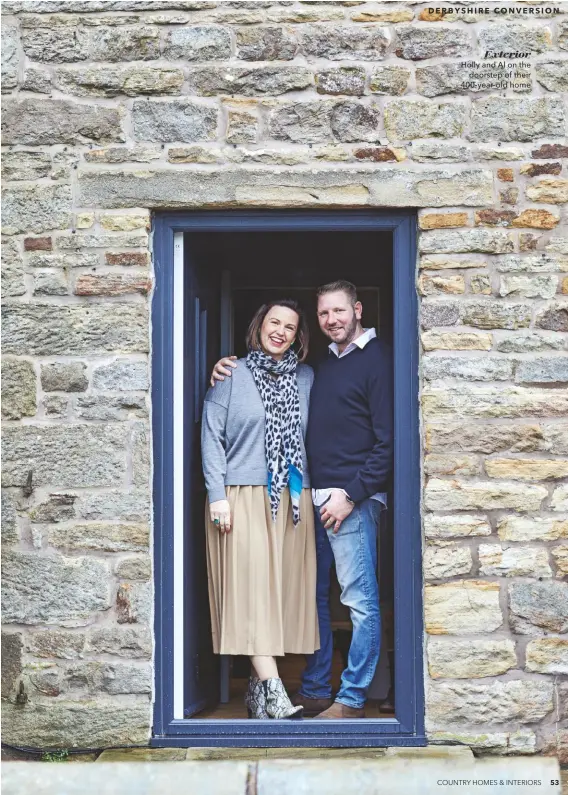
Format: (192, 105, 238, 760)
(246, 299, 309, 362)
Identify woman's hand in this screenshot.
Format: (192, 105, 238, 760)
(209, 499, 231, 533)
(210, 356, 238, 387)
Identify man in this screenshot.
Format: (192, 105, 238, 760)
(210, 281, 393, 719)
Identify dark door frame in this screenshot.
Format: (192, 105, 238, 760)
(151, 210, 424, 747)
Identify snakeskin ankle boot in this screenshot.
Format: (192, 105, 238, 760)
(244, 676, 269, 719)
(262, 678, 303, 719)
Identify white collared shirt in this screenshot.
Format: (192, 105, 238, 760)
(312, 328, 388, 510)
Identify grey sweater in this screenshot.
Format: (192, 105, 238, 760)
(201, 360, 314, 503)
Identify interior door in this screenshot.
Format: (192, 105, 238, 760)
(183, 239, 220, 717)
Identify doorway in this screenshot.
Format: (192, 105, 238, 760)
(152, 210, 423, 747)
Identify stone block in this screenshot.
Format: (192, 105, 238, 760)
(526, 178, 568, 205)
(27, 252, 99, 270)
(105, 252, 150, 267)
(536, 59, 568, 93)
(423, 385, 568, 419)
(519, 233, 541, 252)
(22, 68, 52, 93)
(132, 98, 217, 142)
(500, 274, 557, 300)
(420, 301, 460, 329)
(89, 26, 159, 61)
(428, 639, 516, 679)
(164, 25, 231, 60)
(412, 142, 470, 162)
(33, 271, 68, 297)
(42, 396, 69, 419)
(551, 485, 568, 512)
(2, 633, 23, 700)
(2, 239, 25, 299)
(479, 544, 552, 578)
(384, 99, 466, 140)
(48, 523, 149, 553)
(187, 66, 312, 96)
(509, 580, 568, 634)
(423, 514, 491, 539)
(2, 151, 51, 181)
(425, 580, 502, 635)
(485, 458, 568, 481)
(225, 107, 257, 144)
(300, 23, 390, 60)
(460, 300, 531, 329)
(419, 212, 469, 230)
(424, 478, 547, 512)
(27, 630, 85, 660)
(2, 551, 111, 626)
(236, 26, 296, 60)
(55, 66, 184, 97)
(2, 303, 149, 356)
(427, 679, 553, 727)
(424, 544, 472, 579)
(353, 9, 413, 23)
(497, 516, 568, 543)
(495, 254, 568, 273)
(84, 146, 161, 164)
(1, 98, 124, 145)
(116, 582, 152, 624)
(516, 356, 568, 385)
(75, 394, 147, 420)
(478, 23, 552, 55)
(421, 331, 492, 351)
(115, 556, 151, 581)
(21, 25, 88, 63)
(396, 25, 470, 60)
(92, 360, 149, 391)
(469, 274, 491, 295)
(100, 213, 149, 232)
(369, 66, 409, 95)
(269, 100, 333, 143)
(552, 544, 568, 577)
(41, 362, 88, 393)
(132, 421, 150, 487)
(418, 274, 465, 296)
(542, 423, 568, 454)
(62, 660, 152, 695)
(536, 303, 568, 332)
(423, 354, 512, 381)
(526, 638, 568, 675)
(86, 626, 151, 659)
(1, 360, 36, 420)
(331, 101, 380, 142)
(2, 184, 71, 236)
(420, 256, 485, 270)
(74, 273, 152, 297)
(419, 229, 514, 255)
(521, 162, 562, 178)
(77, 490, 150, 522)
(424, 454, 480, 476)
(469, 97, 565, 142)
(1, 492, 19, 546)
(2, 424, 127, 488)
(425, 422, 544, 454)
(1, 21, 19, 92)
(316, 67, 366, 96)
(30, 494, 76, 524)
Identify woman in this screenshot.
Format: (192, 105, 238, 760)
(201, 299, 318, 720)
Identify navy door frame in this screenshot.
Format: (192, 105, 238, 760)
(151, 210, 425, 747)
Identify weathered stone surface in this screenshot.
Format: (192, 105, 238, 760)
(21, 25, 88, 63)
(424, 479, 547, 512)
(1, 99, 124, 145)
(226, 107, 257, 144)
(419, 212, 469, 230)
(416, 63, 483, 98)
(2, 184, 72, 236)
(41, 362, 88, 393)
(526, 638, 568, 675)
(419, 229, 513, 255)
(2, 239, 25, 299)
(316, 67, 366, 95)
(84, 145, 161, 163)
(27, 630, 85, 660)
(2, 21, 19, 92)
(115, 556, 151, 581)
(77, 490, 150, 522)
(2, 551, 111, 626)
(425, 423, 544, 454)
(469, 274, 491, 295)
(330, 101, 380, 142)
(3, 304, 148, 356)
(74, 393, 147, 420)
(420, 301, 460, 329)
(498, 516, 568, 543)
(495, 254, 568, 273)
(424, 514, 491, 539)
(423, 385, 568, 419)
(1, 360, 36, 421)
(536, 303, 568, 332)
(1, 492, 19, 546)
(526, 178, 568, 205)
(92, 360, 148, 391)
(460, 301, 531, 329)
(421, 331, 492, 351)
(425, 580, 502, 635)
(429, 730, 535, 755)
(353, 9, 413, 23)
(236, 25, 296, 60)
(500, 275, 557, 300)
(60, 660, 151, 694)
(55, 66, 184, 97)
(30, 494, 76, 524)
(132, 422, 150, 487)
(163, 25, 231, 60)
(423, 355, 512, 381)
(368, 66, 409, 95)
(132, 98, 217, 142)
(2, 151, 51, 181)
(48, 523, 149, 553)
(86, 626, 151, 659)
(167, 145, 223, 163)
(2, 425, 127, 488)
(88, 26, 159, 61)
(26, 252, 98, 269)
(469, 97, 565, 142)
(42, 396, 69, 419)
(521, 162, 562, 178)
(485, 458, 568, 481)
(384, 99, 466, 140)
(33, 271, 68, 297)
(74, 273, 152, 297)
(187, 66, 312, 96)
(100, 213, 148, 232)
(1, 700, 150, 747)
(412, 142, 470, 162)
(418, 274, 465, 296)
(428, 639, 517, 679)
(2, 633, 23, 700)
(500, 187, 519, 205)
(479, 23, 552, 56)
(546, 237, 568, 256)
(269, 101, 333, 143)
(301, 23, 389, 60)
(424, 454, 480, 476)
(427, 680, 553, 727)
(536, 60, 568, 93)
(552, 544, 568, 578)
(105, 251, 150, 267)
(479, 545, 552, 578)
(543, 423, 568, 455)
(22, 68, 52, 93)
(24, 237, 52, 252)
(509, 580, 568, 634)
(396, 25, 470, 60)
(552, 484, 568, 512)
(116, 582, 152, 624)
(515, 356, 568, 385)
(424, 545, 472, 579)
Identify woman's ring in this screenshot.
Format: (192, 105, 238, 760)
(213, 518, 220, 525)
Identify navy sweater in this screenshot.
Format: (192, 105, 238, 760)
(306, 338, 393, 504)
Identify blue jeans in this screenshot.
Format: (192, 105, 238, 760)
(300, 498, 382, 709)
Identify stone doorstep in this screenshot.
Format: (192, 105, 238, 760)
(1, 758, 562, 795)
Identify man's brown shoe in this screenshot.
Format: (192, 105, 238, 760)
(315, 701, 365, 719)
(291, 693, 333, 717)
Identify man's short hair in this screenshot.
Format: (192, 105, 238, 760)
(316, 280, 358, 306)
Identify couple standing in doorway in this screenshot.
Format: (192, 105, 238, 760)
(201, 280, 393, 720)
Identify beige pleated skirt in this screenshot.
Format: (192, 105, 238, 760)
(205, 486, 319, 657)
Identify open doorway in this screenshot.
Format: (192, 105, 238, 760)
(183, 230, 395, 720)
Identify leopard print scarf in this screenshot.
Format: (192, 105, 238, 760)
(246, 347, 303, 526)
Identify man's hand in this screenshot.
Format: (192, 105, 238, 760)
(320, 489, 354, 534)
(209, 499, 231, 533)
(210, 356, 238, 387)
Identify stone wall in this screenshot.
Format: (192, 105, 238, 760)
(1, 0, 567, 756)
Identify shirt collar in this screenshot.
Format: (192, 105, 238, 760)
(329, 327, 377, 358)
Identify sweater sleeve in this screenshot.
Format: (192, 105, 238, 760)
(201, 378, 232, 504)
(344, 343, 394, 503)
